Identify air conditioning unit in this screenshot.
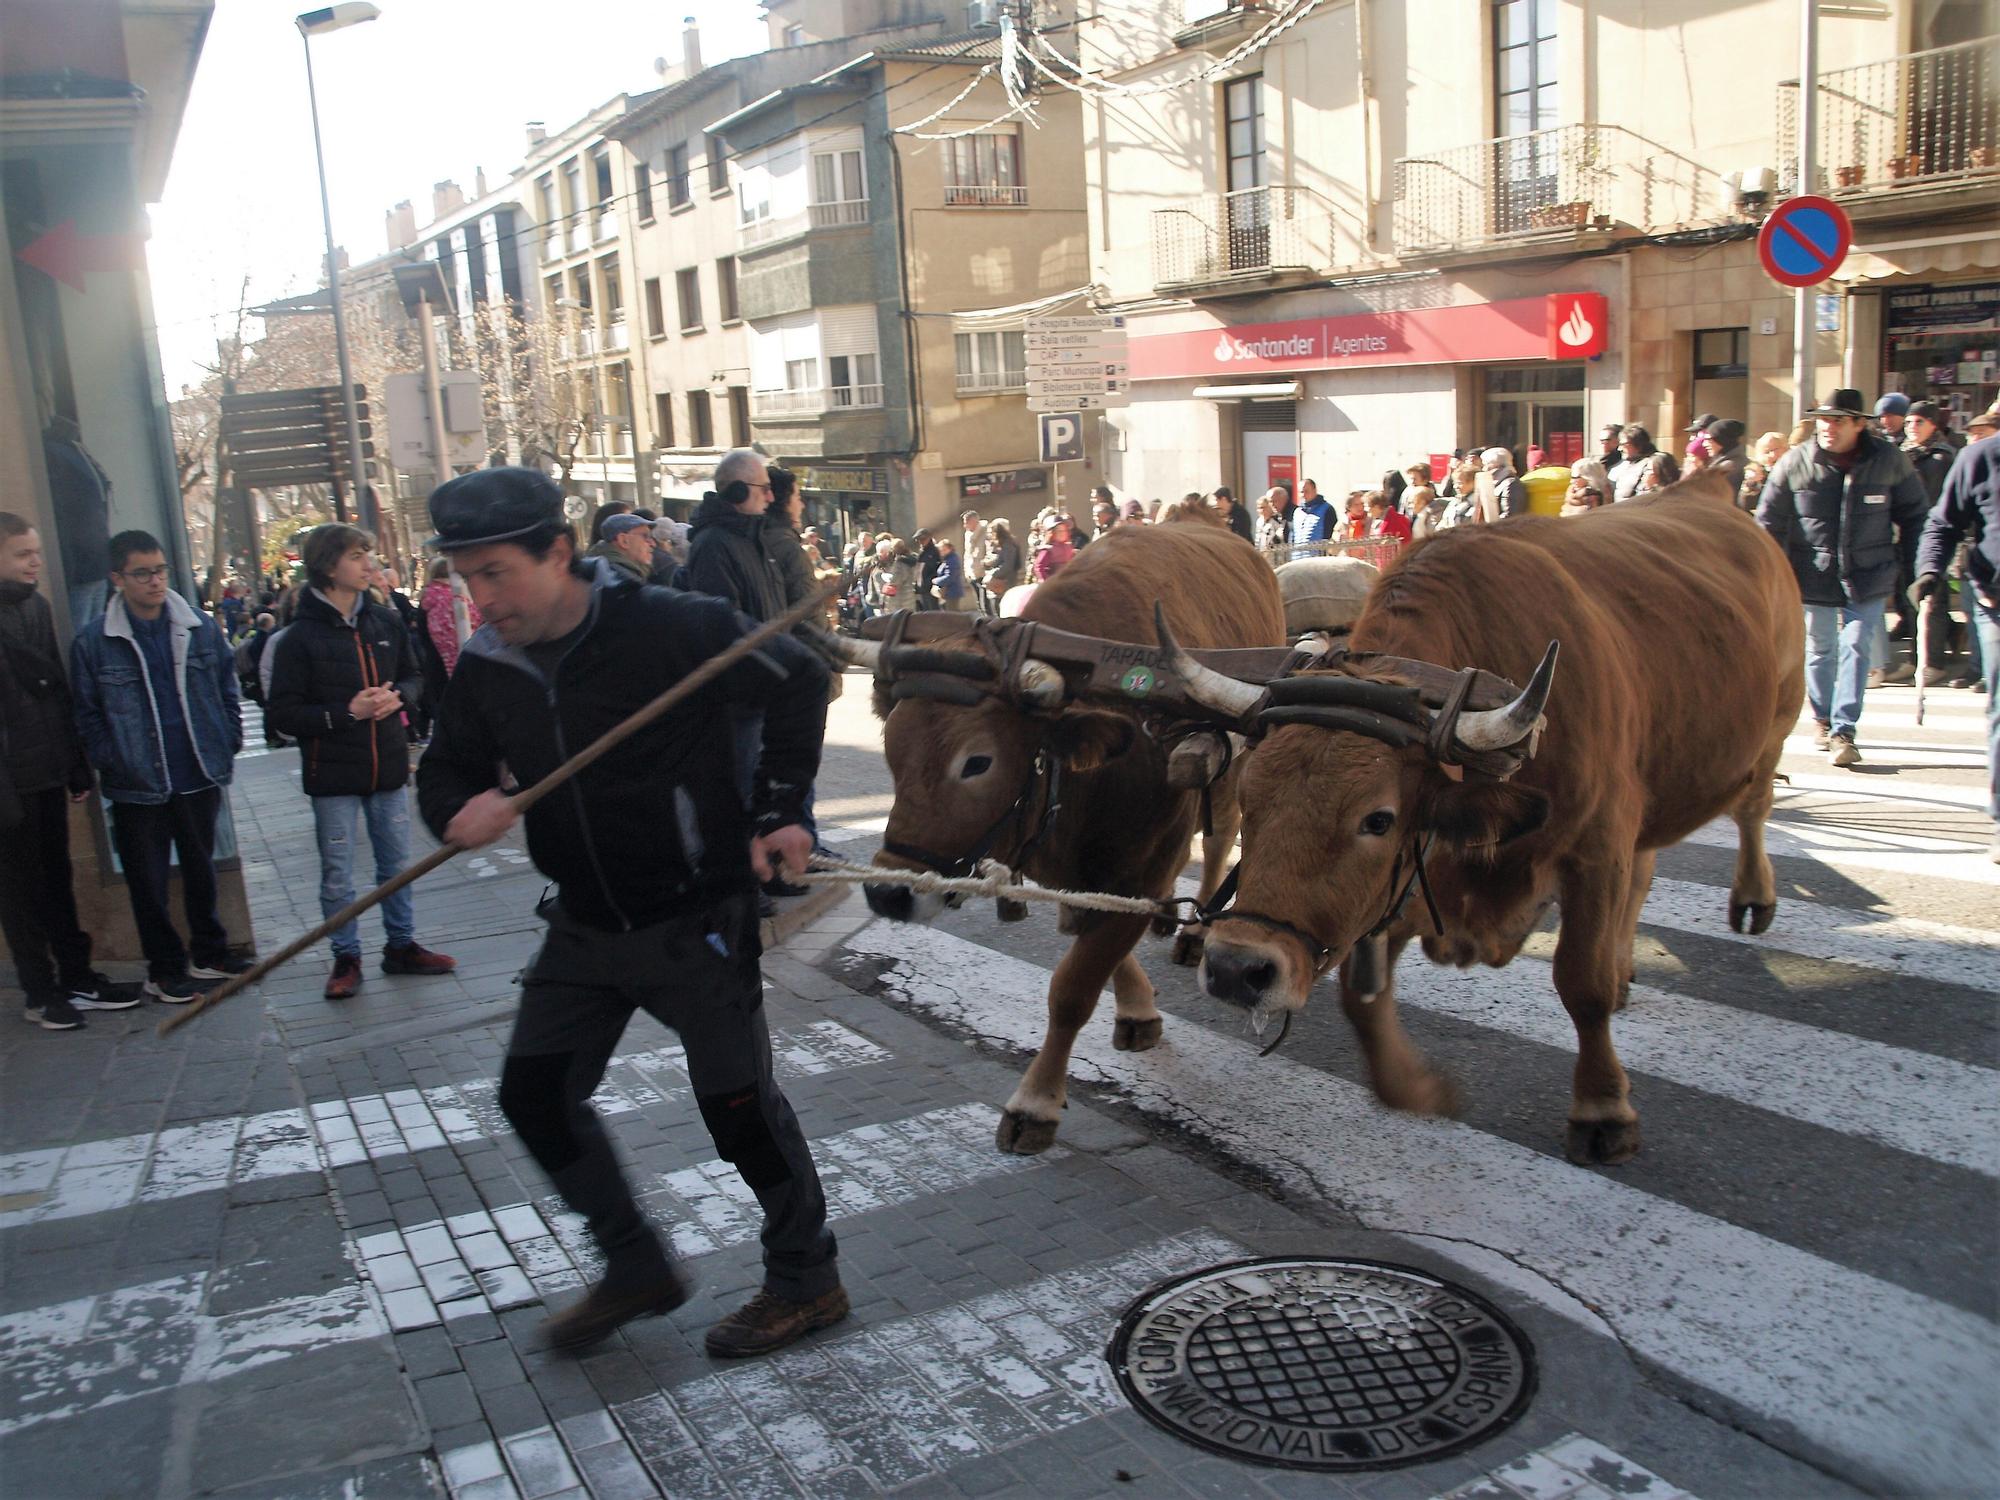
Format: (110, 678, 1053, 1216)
(1731, 165, 1776, 211)
(967, 0, 999, 29)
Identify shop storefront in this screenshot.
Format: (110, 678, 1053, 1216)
(795, 462, 891, 550)
(1120, 291, 1612, 501)
(1878, 281, 2000, 434)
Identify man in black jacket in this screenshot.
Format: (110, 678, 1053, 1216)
(1915, 432, 1998, 859)
(1756, 389, 1931, 767)
(267, 525, 455, 999)
(689, 450, 810, 902)
(415, 467, 844, 1359)
(0, 512, 138, 1030)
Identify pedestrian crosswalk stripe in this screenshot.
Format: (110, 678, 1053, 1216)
(0, 1269, 384, 1436)
(1637, 876, 2000, 994)
(1777, 770, 1989, 809)
(839, 918, 1998, 1496)
(1682, 814, 2000, 886)
(1434, 1432, 1696, 1500)
(0, 1020, 890, 1230)
(1394, 957, 1996, 1172)
(361, 1103, 1056, 1328)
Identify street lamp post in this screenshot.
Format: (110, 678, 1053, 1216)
(296, 2, 379, 525)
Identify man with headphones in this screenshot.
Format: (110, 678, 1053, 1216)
(687, 451, 812, 904)
(416, 466, 845, 1359)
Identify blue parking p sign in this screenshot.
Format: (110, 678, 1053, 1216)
(1038, 412, 1083, 464)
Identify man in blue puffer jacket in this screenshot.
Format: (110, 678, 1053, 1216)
(1756, 389, 1930, 768)
(71, 530, 246, 1005)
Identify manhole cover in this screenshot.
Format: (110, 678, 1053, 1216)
(1107, 1257, 1535, 1472)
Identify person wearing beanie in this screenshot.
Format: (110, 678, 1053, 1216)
(1704, 419, 1748, 492)
(415, 465, 846, 1358)
(1873, 392, 1910, 445)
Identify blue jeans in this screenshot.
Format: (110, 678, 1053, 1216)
(1803, 596, 1888, 740)
(1977, 604, 1999, 822)
(312, 789, 415, 957)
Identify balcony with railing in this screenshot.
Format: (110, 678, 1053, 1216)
(604, 321, 629, 352)
(593, 204, 619, 243)
(955, 368, 1028, 395)
(739, 198, 871, 250)
(751, 382, 885, 418)
(1781, 37, 1999, 201)
(1151, 185, 1366, 292)
(1392, 123, 1733, 257)
(945, 184, 1029, 207)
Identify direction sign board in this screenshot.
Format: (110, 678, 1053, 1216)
(1029, 392, 1123, 412)
(1027, 375, 1127, 399)
(1757, 196, 1853, 289)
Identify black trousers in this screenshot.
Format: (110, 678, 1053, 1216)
(0, 786, 92, 1000)
(497, 893, 838, 1301)
(108, 788, 227, 980)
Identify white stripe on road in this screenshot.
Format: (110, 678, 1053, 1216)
(1783, 735, 1987, 767)
(843, 920, 1999, 1496)
(1776, 771, 1989, 810)
(356, 1103, 1054, 1329)
(1636, 876, 2000, 994)
(608, 1231, 1237, 1498)
(1394, 958, 1998, 1173)
(0, 1020, 890, 1229)
(0, 1270, 384, 1435)
(1681, 815, 2000, 888)
(1435, 1432, 1697, 1500)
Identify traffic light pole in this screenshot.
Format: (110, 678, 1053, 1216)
(302, 27, 369, 524)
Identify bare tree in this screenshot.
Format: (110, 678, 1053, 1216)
(476, 298, 599, 494)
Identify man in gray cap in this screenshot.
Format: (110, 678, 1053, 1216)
(1755, 389, 1930, 766)
(415, 467, 846, 1359)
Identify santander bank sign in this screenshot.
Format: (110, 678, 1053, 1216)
(1130, 293, 1609, 380)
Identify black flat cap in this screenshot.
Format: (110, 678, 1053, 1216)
(1684, 411, 1719, 434)
(428, 467, 565, 550)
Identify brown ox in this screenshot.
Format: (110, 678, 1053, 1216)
(1182, 476, 1804, 1164)
(848, 524, 1286, 1154)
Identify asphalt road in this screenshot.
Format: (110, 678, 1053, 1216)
(812, 666, 2000, 1499)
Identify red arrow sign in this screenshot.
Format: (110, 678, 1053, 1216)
(15, 220, 145, 293)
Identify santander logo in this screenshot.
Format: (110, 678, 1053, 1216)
(1557, 301, 1594, 348)
(1213, 333, 1236, 362)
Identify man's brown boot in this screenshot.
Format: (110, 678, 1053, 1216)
(704, 1284, 850, 1359)
(540, 1264, 691, 1355)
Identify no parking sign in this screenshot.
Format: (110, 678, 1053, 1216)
(1757, 196, 1853, 289)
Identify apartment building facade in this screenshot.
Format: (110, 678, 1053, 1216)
(707, 25, 1089, 540)
(1071, 0, 1998, 505)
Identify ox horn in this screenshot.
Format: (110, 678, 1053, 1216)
(1153, 603, 1268, 723)
(808, 626, 883, 673)
(1452, 641, 1559, 753)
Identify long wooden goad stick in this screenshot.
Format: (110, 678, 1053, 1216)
(159, 583, 838, 1036)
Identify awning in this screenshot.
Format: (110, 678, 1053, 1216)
(1832, 233, 2000, 284)
(1192, 382, 1302, 400)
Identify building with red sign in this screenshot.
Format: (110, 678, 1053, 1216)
(1069, 0, 1997, 504)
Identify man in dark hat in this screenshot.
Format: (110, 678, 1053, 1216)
(415, 467, 846, 1359)
(1754, 389, 1930, 767)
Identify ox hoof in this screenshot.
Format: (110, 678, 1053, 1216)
(1565, 1117, 1642, 1166)
(1169, 930, 1205, 967)
(995, 1110, 1060, 1155)
(1113, 1016, 1164, 1052)
(1729, 900, 1776, 935)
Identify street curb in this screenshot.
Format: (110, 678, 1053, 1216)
(761, 880, 847, 950)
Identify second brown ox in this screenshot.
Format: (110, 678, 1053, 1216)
(831, 524, 1287, 1154)
(1151, 476, 1804, 1165)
